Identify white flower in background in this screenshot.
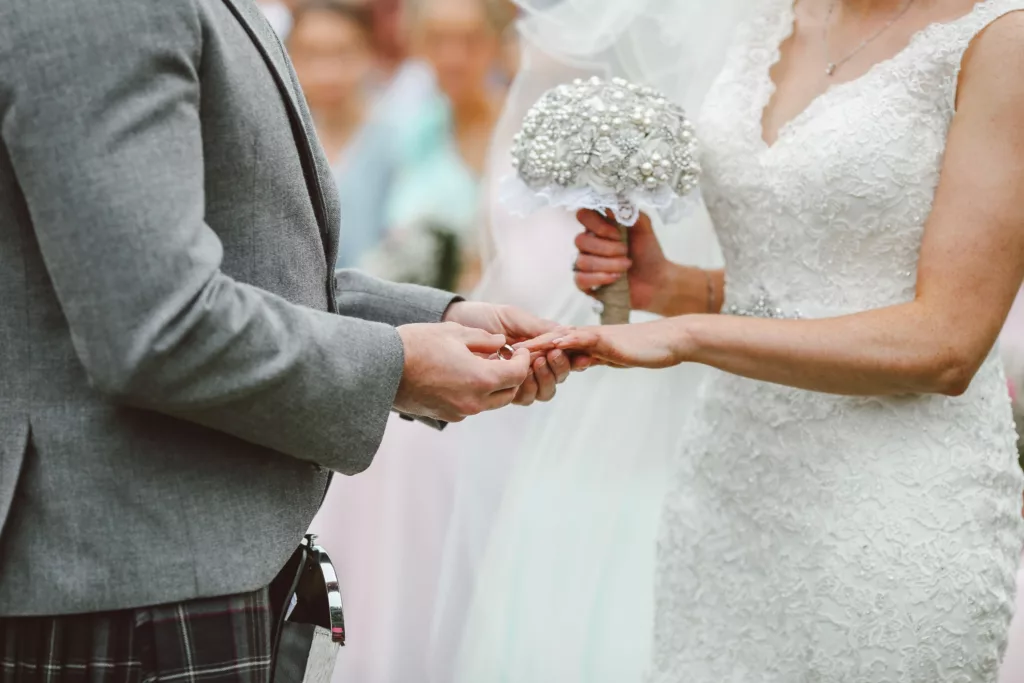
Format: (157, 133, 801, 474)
(360, 220, 462, 291)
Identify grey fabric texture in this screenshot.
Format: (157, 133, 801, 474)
(0, 0, 456, 616)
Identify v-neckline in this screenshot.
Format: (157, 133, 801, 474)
(757, 0, 993, 150)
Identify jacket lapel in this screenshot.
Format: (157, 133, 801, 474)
(219, 0, 340, 305)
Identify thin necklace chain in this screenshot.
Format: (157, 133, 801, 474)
(823, 0, 917, 76)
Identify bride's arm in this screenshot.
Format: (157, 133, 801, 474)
(648, 264, 726, 317)
(556, 15, 1024, 397)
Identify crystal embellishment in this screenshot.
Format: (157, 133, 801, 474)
(727, 289, 802, 319)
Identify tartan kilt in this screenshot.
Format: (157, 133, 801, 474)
(0, 588, 273, 683)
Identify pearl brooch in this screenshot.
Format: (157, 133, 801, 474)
(508, 76, 700, 226)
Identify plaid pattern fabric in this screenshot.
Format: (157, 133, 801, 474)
(0, 588, 273, 683)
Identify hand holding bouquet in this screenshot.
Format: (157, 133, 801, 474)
(504, 76, 701, 324)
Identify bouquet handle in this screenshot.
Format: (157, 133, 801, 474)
(596, 221, 631, 325)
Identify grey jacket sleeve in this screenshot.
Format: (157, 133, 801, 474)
(334, 270, 459, 432)
(334, 269, 458, 327)
(0, 0, 415, 474)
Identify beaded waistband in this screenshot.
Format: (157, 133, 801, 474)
(724, 289, 803, 319)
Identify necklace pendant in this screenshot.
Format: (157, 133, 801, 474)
(825, 62, 837, 76)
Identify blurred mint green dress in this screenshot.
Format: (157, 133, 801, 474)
(381, 94, 482, 250)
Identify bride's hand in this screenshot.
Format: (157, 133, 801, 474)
(573, 210, 671, 312)
(520, 320, 689, 370)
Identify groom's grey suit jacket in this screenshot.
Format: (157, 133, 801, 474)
(0, 0, 455, 616)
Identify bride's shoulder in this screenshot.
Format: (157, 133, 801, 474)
(964, 5, 1024, 54)
(956, 8, 1024, 105)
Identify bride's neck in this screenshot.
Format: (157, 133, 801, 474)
(836, 0, 909, 16)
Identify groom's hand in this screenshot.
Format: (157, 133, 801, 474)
(394, 322, 532, 423)
(442, 302, 588, 405)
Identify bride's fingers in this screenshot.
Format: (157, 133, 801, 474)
(552, 329, 601, 351)
(576, 209, 623, 240)
(514, 330, 565, 353)
(574, 272, 620, 293)
(575, 253, 632, 274)
(575, 231, 628, 258)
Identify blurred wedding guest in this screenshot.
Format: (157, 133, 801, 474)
(368, 0, 411, 80)
(497, 22, 520, 85)
(287, 0, 394, 268)
(307, 6, 514, 681)
(361, 0, 511, 293)
(256, 0, 298, 38)
(366, 0, 437, 117)
(495, 1, 521, 86)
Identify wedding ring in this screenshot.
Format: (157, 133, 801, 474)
(572, 257, 581, 272)
(498, 344, 516, 360)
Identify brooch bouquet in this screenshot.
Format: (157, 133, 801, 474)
(503, 76, 701, 324)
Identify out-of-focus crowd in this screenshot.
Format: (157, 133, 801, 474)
(257, 0, 518, 294)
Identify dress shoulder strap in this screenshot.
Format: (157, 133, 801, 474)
(916, 0, 1024, 111)
(954, 0, 1024, 38)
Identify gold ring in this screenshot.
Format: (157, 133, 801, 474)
(498, 344, 516, 360)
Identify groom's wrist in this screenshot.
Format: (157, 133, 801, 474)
(440, 297, 468, 323)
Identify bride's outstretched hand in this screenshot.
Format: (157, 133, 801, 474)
(519, 320, 687, 370)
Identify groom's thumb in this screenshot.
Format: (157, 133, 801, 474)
(492, 348, 531, 390)
(457, 325, 506, 353)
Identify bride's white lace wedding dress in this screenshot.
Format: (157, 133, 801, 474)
(651, 1, 1024, 681)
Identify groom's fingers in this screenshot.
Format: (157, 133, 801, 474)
(571, 355, 597, 371)
(533, 356, 557, 402)
(513, 373, 539, 406)
(456, 325, 507, 354)
(502, 307, 563, 340)
(547, 350, 571, 384)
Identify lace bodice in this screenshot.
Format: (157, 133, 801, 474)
(698, 0, 1023, 318)
(650, 2, 1024, 681)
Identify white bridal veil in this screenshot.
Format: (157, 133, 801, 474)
(427, 1, 752, 681)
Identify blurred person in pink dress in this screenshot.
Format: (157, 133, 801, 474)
(307, 2, 519, 682)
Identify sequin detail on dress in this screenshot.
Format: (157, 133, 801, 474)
(725, 288, 802, 319)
